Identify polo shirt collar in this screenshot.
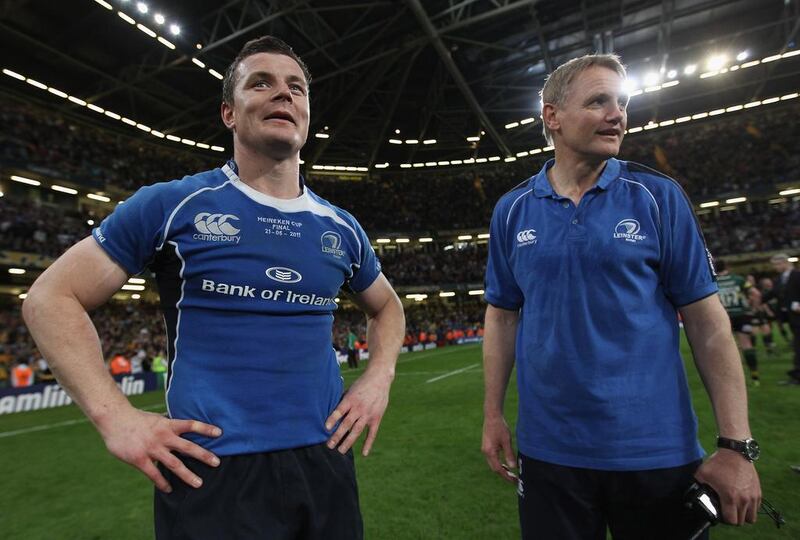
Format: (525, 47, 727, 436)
(532, 157, 621, 198)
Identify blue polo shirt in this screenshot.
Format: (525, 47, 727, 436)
(485, 158, 717, 470)
(93, 161, 381, 455)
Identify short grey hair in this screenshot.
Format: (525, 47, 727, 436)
(539, 54, 627, 145)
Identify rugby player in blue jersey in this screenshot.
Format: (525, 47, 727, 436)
(481, 54, 761, 538)
(23, 36, 405, 539)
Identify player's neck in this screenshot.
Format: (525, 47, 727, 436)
(548, 149, 607, 205)
(233, 146, 302, 199)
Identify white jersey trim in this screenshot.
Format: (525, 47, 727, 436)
(621, 177, 661, 228)
(506, 189, 533, 226)
(221, 163, 362, 256)
(164, 240, 187, 419)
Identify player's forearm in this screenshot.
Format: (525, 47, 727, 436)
(681, 298, 751, 439)
(22, 287, 131, 430)
(363, 293, 405, 381)
(483, 306, 518, 419)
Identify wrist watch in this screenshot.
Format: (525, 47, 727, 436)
(717, 436, 760, 462)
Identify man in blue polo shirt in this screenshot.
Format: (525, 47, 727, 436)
(23, 36, 405, 539)
(481, 54, 761, 538)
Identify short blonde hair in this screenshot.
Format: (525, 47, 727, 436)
(540, 54, 626, 145)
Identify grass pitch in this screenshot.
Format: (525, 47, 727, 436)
(1, 335, 797, 539)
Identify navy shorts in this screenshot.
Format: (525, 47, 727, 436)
(517, 453, 708, 540)
(154, 443, 363, 539)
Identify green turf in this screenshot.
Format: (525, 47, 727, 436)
(0, 335, 797, 539)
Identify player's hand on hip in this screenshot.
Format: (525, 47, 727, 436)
(694, 450, 762, 525)
(325, 369, 392, 457)
(99, 407, 222, 493)
(481, 414, 517, 484)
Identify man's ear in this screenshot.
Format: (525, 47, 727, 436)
(221, 101, 235, 131)
(541, 102, 559, 133)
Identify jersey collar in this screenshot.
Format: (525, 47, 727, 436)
(226, 159, 306, 192)
(532, 158, 621, 198)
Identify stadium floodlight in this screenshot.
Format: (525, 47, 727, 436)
(779, 188, 800, 196)
(68, 95, 87, 106)
(376, 238, 391, 244)
(516, 151, 529, 157)
(389, 139, 402, 144)
(627, 127, 643, 133)
(762, 54, 781, 63)
(458, 235, 473, 240)
(86, 219, 95, 226)
(468, 289, 485, 296)
(10, 175, 41, 186)
(400, 164, 412, 168)
(0, 191, 3, 197)
(87, 193, 111, 202)
(47, 87, 68, 98)
(418, 237, 433, 243)
(736, 51, 749, 61)
(94, 0, 113, 9)
(661, 80, 679, 88)
(466, 136, 481, 142)
(8, 268, 26, 275)
(192, 58, 206, 68)
(504, 157, 516, 162)
(699, 201, 719, 208)
(725, 197, 747, 204)
(781, 93, 799, 100)
(439, 292, 456, 298)
(477, 233, 490, 239)
(181, 138, 195, 146)
(443, 245, 454, 251)
(706, 54, 727, 70)
(158, 37, 176, 50)
(423, 139, 436, 144)
(684, 64, 697, 75)
(137, 23, 156, 38)
(643, 72, 660, 86)
(789, 257, 799, 263)
(622, 77, 639, 94)
(137, 2, 148, 14)
(543, 146, 554, 152)
(169, 23, 180, 36)
(18, 293, 27, 299)
(375, 163, 389, 169)
(451, 159, 463, 165)
(692, 112, 709, 120)
(131, 294, 141, 299)
(425, 161, 437, 166)
(128, 277, 146, 284)
(667, 69, 677, 79)
(26, 78, 47, 90)
(122, 284, 145, 291)
(437, 161, 450, 166)
(118, 11, 135, 25)
(488, 156, 501, 161)
(505, 122, 519, 129)
(211, 146, 225, 152)
(475, 158, 487, 163)
(395, 238, 410, 243)
(51, 185, 78, 195)
(87, 103, 105, 114)
(315, 133, 330, 139)
(394, 129, 400, 134)
(744, 100, 761, 108)
(154, 13, 165, 25)
(404, 139, 418, 144)
(2, 68, 25, 80)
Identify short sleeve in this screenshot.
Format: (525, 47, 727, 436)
(92, 184, 167, 275)
(346, 219, 381, 293)
(484, 200, 524, 310)
(659, 185, 718, 307)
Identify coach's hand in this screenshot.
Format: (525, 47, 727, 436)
(694, 450, 761, 526)
(98, 406, 222, 493)
(482, 414, 517, 484)
(326, 369, 392, 457)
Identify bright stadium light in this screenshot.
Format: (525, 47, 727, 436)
(169, 23, 180, 36)
(667, 69, 677, 79)
(87, 219, 95, 226)
(706, 54, 727, 70)
(128, 277, 146, 284)
(439, 291, 456, 298)
(468, 289, 485, 296)
(154, 13, 165, 24)
(8, 268, 26, 275)
(136, 2, 148, 14)
(10, 175, 41, 186)
(684, 64, 697, 75)
(788, 257, 799, 263)
(643, 72, 660, 86)
(418, 237, 433, 243)
(131, 294, 141, 299)
(736, 50, 749, 61)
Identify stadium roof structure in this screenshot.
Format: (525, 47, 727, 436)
(2, 0, 799, 172)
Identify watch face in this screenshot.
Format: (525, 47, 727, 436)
(745, 439, 760, 461)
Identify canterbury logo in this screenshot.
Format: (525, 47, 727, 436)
(194, 213, 241, 236)
(265, 266, 303, 283)
(516, 229, 537, 243)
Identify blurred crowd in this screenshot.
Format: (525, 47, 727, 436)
(0, 302, 166, 388)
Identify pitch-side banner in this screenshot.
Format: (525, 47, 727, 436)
(0, 373, 159, 415)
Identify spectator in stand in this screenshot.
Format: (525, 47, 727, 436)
(11, 359, 34, 387)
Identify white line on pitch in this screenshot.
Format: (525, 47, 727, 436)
(426, 363, 480, 383)
(0, 403, 166, 439)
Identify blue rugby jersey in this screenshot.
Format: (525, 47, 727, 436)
(93, 161, 381, 455)
(485, 158, 717, 470)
